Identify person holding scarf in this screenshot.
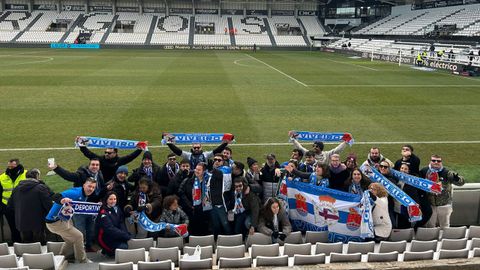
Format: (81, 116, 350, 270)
(159, 195, 189, 237)
(166, 139, 230, 171)
(178, 162, 213, 236)
(208, 157, 232, 237)
(284, 162, 329, 187)
(97, 192, 131, 257)
(124, 178, 162, 238)
(128, 151, 161, 189)
(158, 153, 180, 197)
(368, 183, 392, 242)
(420, 155, 464, 229)
(258, 197, 291, 244)
(0, 158, 27, 243)
(390, 163, 421, 229)
(228, 177, 260, 238)
(343, 168, 371, 196)
(288, 131, 349, 165)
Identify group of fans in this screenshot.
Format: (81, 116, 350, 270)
(0, 133, 465, 264)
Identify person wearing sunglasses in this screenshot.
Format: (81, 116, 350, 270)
(227, 177, 260, 238)
(77, 136, 145, 182)
(288, 130, 349, 165)
(158, 153, 180, 197)
(420, 155, 465, 229)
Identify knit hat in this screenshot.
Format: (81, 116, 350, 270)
(247, 157, 257, 168)
(116, 165, 128, 175)
(143, 151, 153, 161)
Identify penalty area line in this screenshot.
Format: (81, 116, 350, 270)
(244, 54, 308, 87)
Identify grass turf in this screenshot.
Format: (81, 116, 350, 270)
(0, 48, 479, 192)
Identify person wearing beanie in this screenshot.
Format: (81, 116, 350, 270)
(343, 153, 358, 173)
(288, 131, 349, 165)
(104, 165, 134, 209)
(128, 151, 162, 189)
(245, 157, 263, 198)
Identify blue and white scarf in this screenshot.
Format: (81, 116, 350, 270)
(75, 136, 141, 149)
(349, 183, 364, 196)
(138, 192, 147, 207)
(202, 172, 212, 211)
(233, 191, 245, 214)
(360, 165, 422, 222)
(390, 169, 442, 195)
(58, 201, 101, 221)
(360, 191, 374, 239)
(136, 212, 189, 237)
(309, 173, 329, 187)
(289, 131, 354, 146)
(161, 133, 234, 144)
(143, 166, 153, 179)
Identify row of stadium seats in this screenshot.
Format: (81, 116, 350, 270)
(355, 3, 480, 36)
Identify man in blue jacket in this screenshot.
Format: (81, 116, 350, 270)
(45, 178, 97, 263)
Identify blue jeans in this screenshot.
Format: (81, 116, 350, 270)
(233, 212, 251, 238)
(73, 215, 94, 249)
(210, 205, 231, 237)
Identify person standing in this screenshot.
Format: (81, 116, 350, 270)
(420, 155, 464, 229)
(158, 153, 180, 197)
(7, 169, 53, 244)
(288, 131, 349, 165)
(394, 144, 420, 175)
(45, 178, 98, 263)
(0, 158, 27, 243)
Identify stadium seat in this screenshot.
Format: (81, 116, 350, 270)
(467, 225, 480, 239)
(46, 241, 64, 255)
(284, 231, 303, 244)
(410, 240, 438, 252)
(22, 252, 61, 270)
(330, 252, 362, 263)
(440, 238, 467, 250)
(184, 245, 213, 260)
(366, 251, 399, 262)
(305, 231, 329, 244)
(0, 242, 9, 255)
(216, 245, 245, 262)
(315, 242, 343, 256)
(137, 260, 174, 270)
(13, 242, 42, 256)
(157, 236, 184, 249)
(389, 228, 414, 242)
(293, 253, 325, 265)
(473, 247, 480, 257)
(250, 243, 280, 259)
(128, 237, 155, 251)
(245, 233, 272, 247)
(442, 226, 467, 239)
(438, 248, 469, 259)
(283, 243, 312, 256)
(255, 255, 288, 266)
(415, 227, 440, 241)
(218, 256, 252, 268)
(403, 250, 434, 261)
(217, 234, 243, 247)
(115, 248, 146, 264)
(188, 235, 215, 247)
(346, 241, 375, 254)
(149, 247, 180, 266)
(470, 238, 480, 250)
(99, 262, 134, 270)
(378, 240, 407, 253)
(0, 254, 18, 268)
(179, 258, 212, 269)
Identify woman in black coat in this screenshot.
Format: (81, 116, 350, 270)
(97, 191, 132, 257)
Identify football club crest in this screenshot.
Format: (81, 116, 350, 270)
(59, 204, 74, 221)
(346, 207, 361, 231)
(295, 193, 308, 216)
(314, 195, 339, 226)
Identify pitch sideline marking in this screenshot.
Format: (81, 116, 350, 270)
(0, 55, 54, 66)
(306, 84, 480, 88)
(244, 54, 308, 87)
(1, 140, 480, 152)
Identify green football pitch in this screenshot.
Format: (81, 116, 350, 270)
(0, 48, 479, 192)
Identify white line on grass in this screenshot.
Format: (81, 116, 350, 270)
(244, 54, 308, 87)
(306, 84, 480, 88)
(326, 58, 379, 71)
(1, 140, 480, 151)
(233, 59, 258, 68)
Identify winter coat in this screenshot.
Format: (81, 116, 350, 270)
(419, 167, 465, 206)
(372, 196, 392, 238)
(394, 154, 421, 176)
(258, 207, 292, 236)
(125, 185, 163, 221)
(128, 163, 162, 188)
(54, 165, 105, 201)
(97, 205, 131, 255)
(226, 189, 261, 229)
(7, 179, 53, 232)
(108, 177, 135, 209)
(158, 163, 180, 197)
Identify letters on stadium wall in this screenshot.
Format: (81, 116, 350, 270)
(169, 8, 192, 14)
(298, 10, 319, 16)
(89, 6, 113, 12)
(5, 4, 28, 10)
(33, 4, 57, 10)
(62, 4, 85, 11)
(359, 51, 464, 71)
(196, 9, 218, 14)
(117, 7, 139, 12)
(221, 9, 243, 15)
(162, 45, 257, 50)
(143, 7, 166, 13)
(412, 0, 474, 10)
(272, 10, 295, 16)
(246, 10, 268, 16)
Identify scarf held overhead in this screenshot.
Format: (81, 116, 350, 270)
(137, 211, 189, 237)
(75, 136, 147, 150)
(360, 165, 422, 222)
(161, 133, 234, 144)
(289, 131, 354, 146)
(390, 169, 442, 195)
